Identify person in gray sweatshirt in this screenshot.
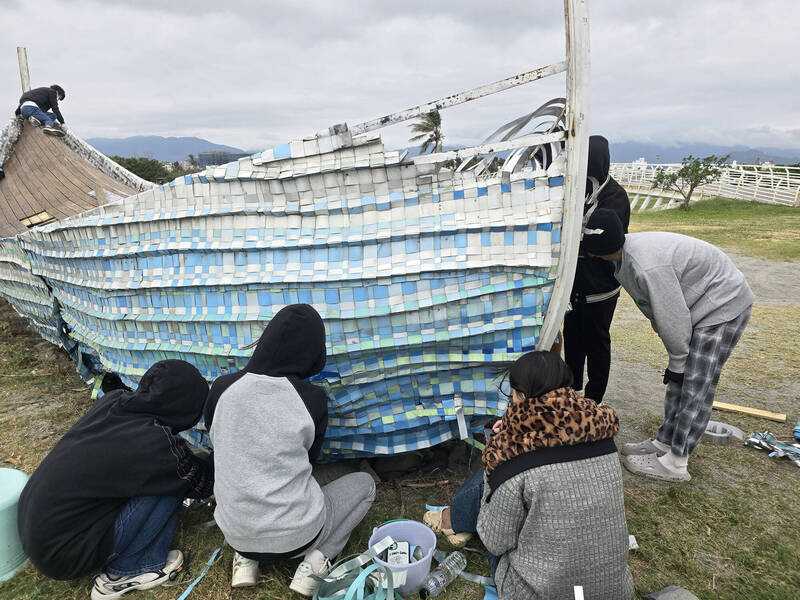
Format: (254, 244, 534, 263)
(203, 304, 376, 596)
(583, 209, 754, 482)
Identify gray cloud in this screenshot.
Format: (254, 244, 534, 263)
(2, 1, 798, 153)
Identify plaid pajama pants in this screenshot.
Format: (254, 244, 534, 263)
(656, 306, 752, 457)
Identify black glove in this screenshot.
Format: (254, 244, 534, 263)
(663, 369, 684, 385)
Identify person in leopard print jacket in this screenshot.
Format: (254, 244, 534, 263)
(425, 351, 633, 600)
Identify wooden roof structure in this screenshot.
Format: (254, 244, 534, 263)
(0, 121, 136, 238)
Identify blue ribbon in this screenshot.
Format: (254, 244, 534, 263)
(176, 541, 226, 600)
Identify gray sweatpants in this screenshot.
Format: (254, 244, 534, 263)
(308, 472, 376, 559)
(657, 306, 751, 457)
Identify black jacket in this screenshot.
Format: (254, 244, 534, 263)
(204, 303, 328, 462)
(17, 360, 213, 580)
(571, 136, 630, 301)
(15, 87, 65, 124)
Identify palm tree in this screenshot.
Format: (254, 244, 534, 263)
(408, 110, 444, 154)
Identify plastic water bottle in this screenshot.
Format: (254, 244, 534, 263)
(419, 551, 467, 598)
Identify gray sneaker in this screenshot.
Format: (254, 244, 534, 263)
(620, 438, 667, 457)
(28, 116, 42, 127)
(623, 453, 691, 482)
(42, 126, 65, 137)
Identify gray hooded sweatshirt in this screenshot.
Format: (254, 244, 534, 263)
(204, 304, 329, 555)
(614, 232, 754, 372)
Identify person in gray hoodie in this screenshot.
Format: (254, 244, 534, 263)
(203, 304, 375, 596)
(583, 209, 754, 482)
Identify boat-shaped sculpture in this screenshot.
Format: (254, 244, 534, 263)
(0, 1, 590, 459)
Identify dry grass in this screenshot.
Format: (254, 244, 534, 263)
(2, 197, 800, 598)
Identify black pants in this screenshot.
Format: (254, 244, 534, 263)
(563, 295, 618, 402)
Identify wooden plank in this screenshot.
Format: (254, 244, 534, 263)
(0, 122, 135, 235)
(19, 130, 95, 215)
(2, 152, 38, 219)
(712, 401, 787, 423)
(14, 135, 86, 218)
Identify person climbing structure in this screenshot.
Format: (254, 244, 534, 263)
(15, 84, 67, 137)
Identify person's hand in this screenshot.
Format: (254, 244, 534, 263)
(492, 419, 502, 433)
(663, 369, 684, 385)
(60, 123, 68, 131)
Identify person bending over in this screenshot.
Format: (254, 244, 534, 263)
(426, 351, 633, 600)
(18, 360, 213, 600)
(204, 304, 376, 596)
(583, 208, 753, 482)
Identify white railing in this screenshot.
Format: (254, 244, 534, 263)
(610, 161, 800, 210)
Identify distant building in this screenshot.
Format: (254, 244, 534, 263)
(197, 150, 249, 167)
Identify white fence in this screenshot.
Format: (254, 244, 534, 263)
(610, 161, 800, 210)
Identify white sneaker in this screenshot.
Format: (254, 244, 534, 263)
(90, 550, 183, 599)
(28, 116, 42, 127)
(289, 558, 330, 597)
(231, 552, 259, 588)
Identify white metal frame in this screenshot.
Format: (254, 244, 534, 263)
(537, 0, 590, 350)
(611, 161, 800, 209)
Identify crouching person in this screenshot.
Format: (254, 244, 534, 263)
(17, 360, 213, 599)
(205, 304, 375, 596)
(477, 351, 633, 600)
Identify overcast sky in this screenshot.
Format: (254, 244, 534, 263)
(2, 0, 798, 153)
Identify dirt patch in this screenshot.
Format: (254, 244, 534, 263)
(725, 250, 800, 306)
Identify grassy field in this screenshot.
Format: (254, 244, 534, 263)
(1, 197, 799, 599)
(628, 197, 800, 261)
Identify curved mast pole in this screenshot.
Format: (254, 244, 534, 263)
(536, 0, 591, 350)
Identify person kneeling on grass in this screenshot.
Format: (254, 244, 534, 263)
(17, 360, 213, 600)
(583, 208, 754, 483)
(425, 351, 633, 600)
(204, 304, 376, 596)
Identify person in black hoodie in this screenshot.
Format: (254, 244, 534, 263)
(17, 360, 213, 599)
(15, 84, 67, 136)
(563, 135, 630, 403)
(204, 304, 376, 596)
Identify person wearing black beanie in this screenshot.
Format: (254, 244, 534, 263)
(582, 208, 625, 258)
(586, 220, 754, 483)
(563, 136, 630, 405)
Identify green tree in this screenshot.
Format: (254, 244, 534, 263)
(110, 156, 173, 183)
(651, 154, 730, 210)
(188, 154, 198, 168)
(408, 110, 444, 154)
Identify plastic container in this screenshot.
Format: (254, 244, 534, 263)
(0, 468, 29, 581)
(368, 519, 437, 595)
(419, 551, 467, 598)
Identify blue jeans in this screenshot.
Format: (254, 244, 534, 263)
(105, 496, 182, 576)
(449, 468, 499, 579)
(20, 105, 58, 127)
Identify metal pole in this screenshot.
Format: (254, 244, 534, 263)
(17, 47, 31, 93)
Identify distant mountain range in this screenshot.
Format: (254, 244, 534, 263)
(609, 141, 800, 165)
(84, 135, 800, 166)
(85, 136, 246, 163)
